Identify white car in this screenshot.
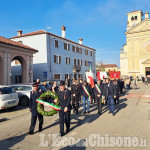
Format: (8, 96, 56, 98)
(0, 86, 19, 110)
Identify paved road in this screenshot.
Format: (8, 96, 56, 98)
(0, 82, 150, 150)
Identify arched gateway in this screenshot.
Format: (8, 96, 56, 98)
(0, 36, 38, 85)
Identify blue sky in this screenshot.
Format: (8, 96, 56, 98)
(0, 0, 149, 67)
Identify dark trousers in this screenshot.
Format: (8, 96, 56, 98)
(108, 95, 114, 114)
(29, 114, 43, 132)
(114, 97, 119, 104)
(59, 110, 70, 134)
(96, 97, 102, 113)
(72, 97, 79, 112)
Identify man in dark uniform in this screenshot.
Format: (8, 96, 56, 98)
(54, 81, 71, 136)
(71, 80, 80, 114)
(103, 78, 116, 116)
(28, 83, 43, 134)
(94, 80, 104, 114)
(113, 79, 120, 104)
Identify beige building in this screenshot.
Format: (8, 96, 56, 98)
(120, 10, 150, 77)
(0, 36, 37, 85)
(96, 64, 120, 72)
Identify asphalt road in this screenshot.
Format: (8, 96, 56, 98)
(0, 82, 150, 150)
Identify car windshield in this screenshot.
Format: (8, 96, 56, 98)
(11, 86, 32, 91)
(0, 87, 15, 94)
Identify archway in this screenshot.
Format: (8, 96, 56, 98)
(11, 56, 27, 84)
(0, 56, 4, 85)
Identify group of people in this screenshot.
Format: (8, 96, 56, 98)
(28, 78, 125, 136)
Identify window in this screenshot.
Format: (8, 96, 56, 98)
(81, 60, 82, 66)
(78, 59, 80, 65)
(54, 74, 60, 80)
(135, 16, 137, 20)
(72, 46, 75, 52)
(131, 16, 134, 20)
(76, 47, 79, 53)
(55, 40, 58, 47)
(78, 74, 83, 79)
(85, 61, 89, 66)
(65, 74, 71, 79)
(85, 50, 88, 55)
(79, 48, 82, 54)
(54, 55, 61, 64)
(66, 57, 71, 64)
(74, 59, 76, 65)
(68, 44, 70, 50)
(90, 51, 93, 56)
(64, 43, 67, 50)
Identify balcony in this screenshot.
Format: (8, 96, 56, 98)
(73, 65, 81, 72)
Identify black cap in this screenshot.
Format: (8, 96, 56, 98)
(32, 83, 38, 87)
(60, 81, 65, 86)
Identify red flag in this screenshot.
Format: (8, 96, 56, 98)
(109, 71, 120, 79)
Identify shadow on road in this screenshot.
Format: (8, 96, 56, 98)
(0, 134, 26, 150)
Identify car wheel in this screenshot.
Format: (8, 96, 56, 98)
(20, 97, 29, 106)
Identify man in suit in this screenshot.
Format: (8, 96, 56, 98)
(94, 80, 104, 115)
(28, 83, 43, 134)
(81, 80, 92, 114)
(54, 81, 71, 136)
(71, 80, 80, 114)
(103, 78, 116, 116)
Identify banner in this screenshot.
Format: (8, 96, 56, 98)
(97, 71, 107, 80)
(109, 71, 120, 79)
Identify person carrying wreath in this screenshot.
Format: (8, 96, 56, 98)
(54, 81, 71, 136)
(28, 83, 43, 134)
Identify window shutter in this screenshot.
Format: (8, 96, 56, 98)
(69, 58, 70, 64)
(54, 55, 56, 63)
(66, 57, 67, 64)
(68, 44, 70, 50)
(81, 60, 82, 66)
(59, 56, 61, 63)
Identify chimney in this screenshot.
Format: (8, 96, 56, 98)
(79, 38, 83, 44)
(145, 10, 149, 19)
(17, 30, 23, 36)
(61, 25, 66, 38)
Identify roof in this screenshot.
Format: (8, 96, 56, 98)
(101, 64, 118, 68)
(10, 30, 96, 51)
(127, 10, 143, 15)
(0, 36, 37, 51)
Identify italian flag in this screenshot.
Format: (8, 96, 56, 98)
(36, 99, 61, 111)
(88, 63, 94, 88)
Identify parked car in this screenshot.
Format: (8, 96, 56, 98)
(0, 86, 19, 110)
(10, 84, 47, 106)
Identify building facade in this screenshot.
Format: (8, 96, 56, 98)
(96, 64, 119, 72)
(10, 26, 96, 82)
(120, 10, 150, 77)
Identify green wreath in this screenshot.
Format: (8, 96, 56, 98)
(36, 91, 61, 116)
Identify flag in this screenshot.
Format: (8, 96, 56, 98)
(87, 62, 94, 88)
(97, 71, 107, 80)
(109, 71, 120, 79)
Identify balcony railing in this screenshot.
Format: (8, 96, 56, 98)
(73, 65, 81, 72)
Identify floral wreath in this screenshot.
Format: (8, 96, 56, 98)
(36, 91, 61, 116)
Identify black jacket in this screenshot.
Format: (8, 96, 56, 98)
(94, 83, 104, 99)
(71, 84, 80, 97)
(81, 84, 92, 98)
(29, 90, 43, 116)
(103, 83, 116, 98)
(57, 89, 71, 111)
(114, 84, 120, 98)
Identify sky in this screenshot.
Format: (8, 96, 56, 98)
(0, 0, 149, 67)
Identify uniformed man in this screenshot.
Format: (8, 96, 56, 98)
(71, 80, 80, 114)
(54, 81, 71, 136)
(113, 79, 120, 104)
(94, 80, 104, 114)
(28, 83, 43, 134)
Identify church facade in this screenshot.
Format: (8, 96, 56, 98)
(120, 10, 150, 77)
